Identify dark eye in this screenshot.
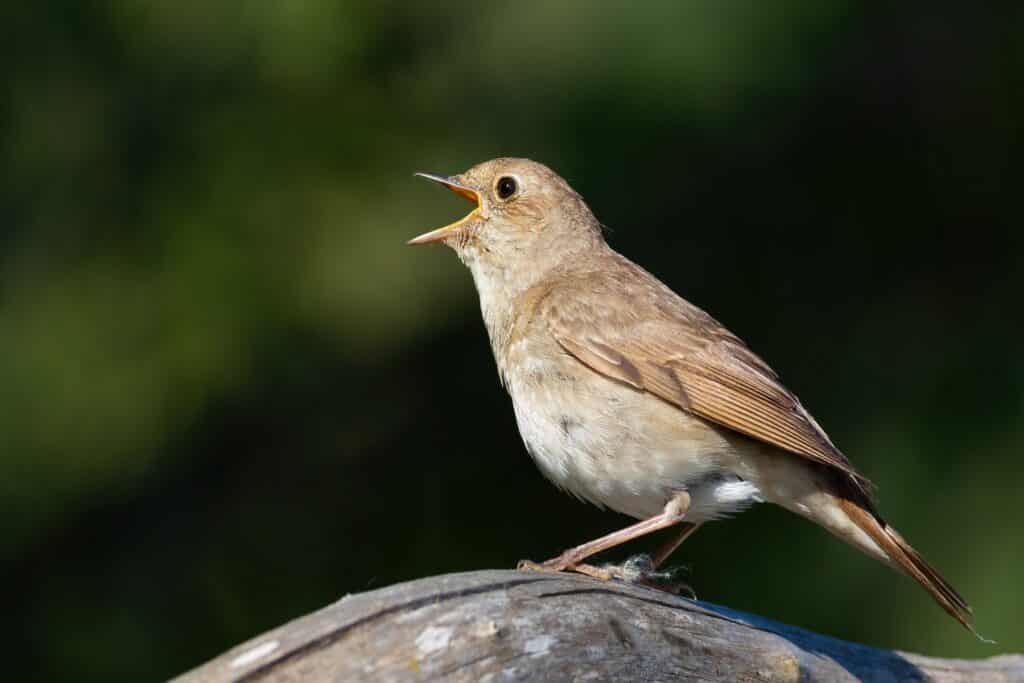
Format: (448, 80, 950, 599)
(496, 176, 518, 199)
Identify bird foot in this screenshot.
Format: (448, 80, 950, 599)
(517, 553, 694, 596)
(598, 554, 696, 597)
(516, 556, 612, 580)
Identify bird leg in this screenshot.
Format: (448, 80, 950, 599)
(573, 523, 703, 594)
(518, 491, 691, 576)
(651, 521, 702, 568)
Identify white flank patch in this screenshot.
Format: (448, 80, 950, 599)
(230, 640, 279, 669)
(416, 626, 453, 655)
(713, 480, 762, 505)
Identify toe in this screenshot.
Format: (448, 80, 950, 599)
(572, 563, 613, 581)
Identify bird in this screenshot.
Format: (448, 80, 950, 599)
(407, 157, 975, 634)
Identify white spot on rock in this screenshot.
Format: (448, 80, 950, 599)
(473, 619, 498, 638)
(416, 626, 453, 655)
(482, 667, 520, 682)
(230, 640, 279, 669)
(524, 635, 555, 657)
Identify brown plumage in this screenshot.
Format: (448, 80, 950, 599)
(539, 258, 875, 497)
(834, 488, 974, 631)
(409, 157, 975, 635)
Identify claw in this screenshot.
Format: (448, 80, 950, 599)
(517, 550, 576, 572)
(516, 559, 552, 572)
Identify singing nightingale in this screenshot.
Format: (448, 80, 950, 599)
(408, 157, 974, 633)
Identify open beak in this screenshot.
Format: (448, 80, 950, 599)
(408, 172, 482, 245)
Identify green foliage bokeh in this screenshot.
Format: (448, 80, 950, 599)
(1, 2, 1021, 679)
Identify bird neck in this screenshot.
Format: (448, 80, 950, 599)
(467, 234, 608, 379)
(466, 257, 531, 371)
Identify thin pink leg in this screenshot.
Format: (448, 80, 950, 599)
(518, 491, 691, 574)
(651, 521, 703, 569)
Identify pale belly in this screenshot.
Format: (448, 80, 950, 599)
(506, 354, 763, 522)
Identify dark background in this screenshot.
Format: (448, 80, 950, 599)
(2, 2, 1021, 680)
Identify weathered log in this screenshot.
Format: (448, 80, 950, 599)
(174, 570, 1021, 682)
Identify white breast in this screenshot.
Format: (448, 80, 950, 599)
(505, 349, 762, 523)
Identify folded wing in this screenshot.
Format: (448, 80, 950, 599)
(541, 264, 874, 497)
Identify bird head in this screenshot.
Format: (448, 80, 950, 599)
(409, 158, 604, 293)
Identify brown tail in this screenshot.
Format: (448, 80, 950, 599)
(835, 495, 975, 634)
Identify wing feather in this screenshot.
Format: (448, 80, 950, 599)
(540, 263, 873, 496)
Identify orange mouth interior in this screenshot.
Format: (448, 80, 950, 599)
(408, 178, 481, 245)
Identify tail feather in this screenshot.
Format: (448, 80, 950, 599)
(835, 495, 976, 634)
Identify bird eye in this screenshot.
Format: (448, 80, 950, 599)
(496, 176, 518, 200)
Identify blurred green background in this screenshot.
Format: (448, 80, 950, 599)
(2, 1, 1021, 680)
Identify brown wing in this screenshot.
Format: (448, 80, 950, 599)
(541, 261, 874, 497)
